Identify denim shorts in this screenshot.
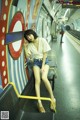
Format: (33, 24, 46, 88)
(33, 58, 49, 68)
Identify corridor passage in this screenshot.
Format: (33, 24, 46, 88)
(50, 33, 80, 120)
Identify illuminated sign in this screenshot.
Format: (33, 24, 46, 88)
(56, 0, 80, 8)
(57, 0, 80, 5)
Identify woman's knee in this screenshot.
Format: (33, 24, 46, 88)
(41, 75, 47, 82)
(35, 79, 41, 86)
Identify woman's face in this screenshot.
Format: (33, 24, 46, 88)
(27, 34, 34, 42)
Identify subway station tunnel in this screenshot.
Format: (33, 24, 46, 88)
(0, 0, 80, 120)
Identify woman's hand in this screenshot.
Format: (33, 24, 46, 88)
(41, 65, 45, 73)
(41, 52, 47, 73)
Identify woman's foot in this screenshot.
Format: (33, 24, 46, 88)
(50, 98, 56, 112)
(37, 103, 46, 113)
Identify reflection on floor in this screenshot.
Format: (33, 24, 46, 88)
(49, 33, 80, 120)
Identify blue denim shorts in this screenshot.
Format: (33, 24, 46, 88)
(33, 58, 49, 68)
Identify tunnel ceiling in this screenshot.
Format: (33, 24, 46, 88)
(44, 0, 78, 24)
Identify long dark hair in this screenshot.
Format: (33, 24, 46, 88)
(24, 29, 38, 43)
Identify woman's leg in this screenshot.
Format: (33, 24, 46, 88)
(41, 65, 56, 111)
(33, 65, 45, 112)
(41, 65, 55, 100)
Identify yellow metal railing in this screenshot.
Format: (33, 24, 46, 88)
(9, 82, 51, 102)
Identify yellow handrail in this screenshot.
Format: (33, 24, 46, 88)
(9, 82, 51, 102)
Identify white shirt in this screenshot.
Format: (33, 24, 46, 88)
(27, 37, 51, 59)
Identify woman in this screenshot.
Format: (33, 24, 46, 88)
(24, 29, 56, 113)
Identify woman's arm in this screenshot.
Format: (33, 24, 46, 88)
(24, 47, 31, 58)
(23, 42, 31, 59)
(41, 52, 47, 71)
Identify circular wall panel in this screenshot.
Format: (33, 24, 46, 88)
(9, 12, 24, 59)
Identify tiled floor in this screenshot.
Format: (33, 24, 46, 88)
(49, 33, 80, 120)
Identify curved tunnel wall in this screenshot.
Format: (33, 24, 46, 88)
(66, 9, 80, 31)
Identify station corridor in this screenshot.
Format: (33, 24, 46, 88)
(50, 33, 80, 120)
